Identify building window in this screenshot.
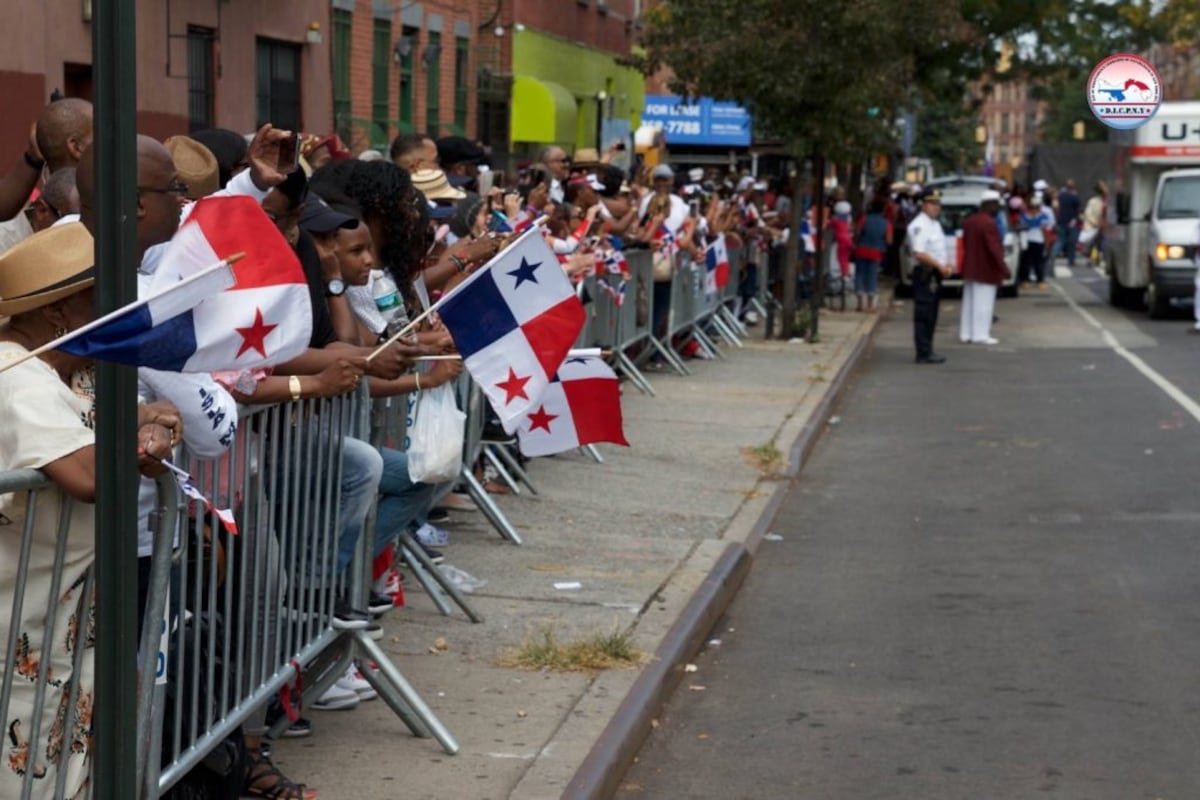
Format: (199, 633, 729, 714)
(372, 18, 392, 147)
(1000, 112, 1009, 135)
(426, 31, 442, 134)
(332, 9, 352, 132)
(187, 27, 215, 132)
(256, 38, 302, 131)
(453, 36, 469, 134)
(398, 27, 417, 134)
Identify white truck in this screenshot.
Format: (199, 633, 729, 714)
(1107, 101, 1200, 316)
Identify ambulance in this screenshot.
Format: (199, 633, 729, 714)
(1107, 101, 1200, 316)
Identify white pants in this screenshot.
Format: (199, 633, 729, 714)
(959, 281, 997, 343)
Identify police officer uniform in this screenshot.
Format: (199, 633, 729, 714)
(908, 189, 950, 363)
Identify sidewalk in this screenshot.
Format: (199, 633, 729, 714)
(271, 305, 885, 800)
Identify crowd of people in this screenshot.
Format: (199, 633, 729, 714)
(0, 94, 801, 799)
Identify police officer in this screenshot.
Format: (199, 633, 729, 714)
(908, 189, 954, 363)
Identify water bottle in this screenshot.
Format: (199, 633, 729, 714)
(372, 270, 403, 333)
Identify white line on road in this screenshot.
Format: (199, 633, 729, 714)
(1052, 282, 1200, 425)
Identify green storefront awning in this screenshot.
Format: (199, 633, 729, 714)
(510, 75, 578, 145)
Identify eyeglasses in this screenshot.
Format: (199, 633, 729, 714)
(138, 179, 190, 198)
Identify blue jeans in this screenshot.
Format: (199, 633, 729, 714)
(335, 437, 384, 573)
(854, 259, 880, 296)
(1059, 224, 1080, 266)
(374, 447, 438, 559)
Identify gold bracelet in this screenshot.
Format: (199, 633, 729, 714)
(415, 373, 422, 391)
(289, 375, 302, 401)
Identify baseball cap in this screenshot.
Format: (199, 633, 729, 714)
(980, 189, 1001, 203)
(652, 164, 674, 180)
(1033, 179, 1048, 191)
(300, 196, 359, 233)
(436, 135, 487, 166)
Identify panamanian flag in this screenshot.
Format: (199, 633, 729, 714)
(705, 234, 730, 296)
(59, 196, 311, 371)
(437, 226, 585, 432)
(516, 354, 628, 457)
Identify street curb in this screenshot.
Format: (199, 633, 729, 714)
(561, 300, 888, 800)
(560, 542, 752, 800)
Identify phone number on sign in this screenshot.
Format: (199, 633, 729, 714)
(651, 120, 702, 136)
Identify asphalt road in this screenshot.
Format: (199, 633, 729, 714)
(616, 265, 1200, 799)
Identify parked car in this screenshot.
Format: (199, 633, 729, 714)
(896, 177, 1020, 298)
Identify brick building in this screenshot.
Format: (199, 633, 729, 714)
(978, 77, 1044, 173)
(475, 0, 646, 168)
(331, 0, 483, 154)
(0, 0, 331, 160)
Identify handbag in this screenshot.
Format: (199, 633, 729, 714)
(406, 382, 466, 483)
(652, 249, 674, 282)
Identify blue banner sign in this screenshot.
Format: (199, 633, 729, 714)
(642, 95, 752, 147)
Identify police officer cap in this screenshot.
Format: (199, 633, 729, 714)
(920, 189, 942, 202)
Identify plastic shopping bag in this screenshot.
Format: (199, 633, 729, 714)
(406, 383, 466, 484)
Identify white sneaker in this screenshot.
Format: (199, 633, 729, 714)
(414, 522, 450, 547)
(337, 666, 378, 701)
(974, 337, 1000, 345)
(312, 681, 360, 711)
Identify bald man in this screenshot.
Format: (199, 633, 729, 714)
(37, 98, 93, 174)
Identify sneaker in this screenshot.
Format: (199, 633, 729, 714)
(426, 508, 450, 524)
(1037, 282, 1048, 291)
(312, 682, 360, 711)
(366, 591, 395, 615)
(414, 522, 450, 547)
(400, 542, 445, 566)
(974, 337, 1000, 345)
(280, 717, 312, 738)
(336, 666, 378, 701)
(331, 598, 370, 631)
(364, 620, 384, 641)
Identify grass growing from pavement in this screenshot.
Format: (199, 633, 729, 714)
(744, 441, 783, 476)
(501, 626, 645, 672)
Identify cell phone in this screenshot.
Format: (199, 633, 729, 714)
(614, 142, 626, 152)
(689, 199, 700, 217)
(277, 132, 300, 173)
(478, 169, 495, 197)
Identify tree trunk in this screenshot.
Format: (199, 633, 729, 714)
(808, 152, 826, 343)
(780, 162, 802, 341)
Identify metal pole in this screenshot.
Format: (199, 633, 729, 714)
(92, 1, 140, 798)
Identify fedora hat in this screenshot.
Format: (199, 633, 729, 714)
(572, 147, 601, 168)
(411, 169, 466, 201)
(0, 223, 95, 316)
(165, 135, 220, 200)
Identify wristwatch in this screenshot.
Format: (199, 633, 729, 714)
(325, 277, 346, 297)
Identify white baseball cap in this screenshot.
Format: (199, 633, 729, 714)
(1033, 179, 1048, 191)
(980, 189, 1001, 202)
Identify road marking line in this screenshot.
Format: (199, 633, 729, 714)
(1052, 282, 1200, 425)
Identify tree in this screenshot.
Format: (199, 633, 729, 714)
(635, 0, 964, 340)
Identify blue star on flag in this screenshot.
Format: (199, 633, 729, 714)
(507, 257, 541, 289)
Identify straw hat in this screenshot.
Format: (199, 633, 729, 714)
(411, 169, 466, 201)
(0, 223, 95, 316)
(572, 147, 601, 169)
(165, 135, 220, 200)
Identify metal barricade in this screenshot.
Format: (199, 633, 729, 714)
(719, 245, 749, 338)
(367, 390, 483, 623)
(613, 251, 657, 396)
(0, 469, 95, 800)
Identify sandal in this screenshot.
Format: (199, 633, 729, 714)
(244, 748, 317, 800)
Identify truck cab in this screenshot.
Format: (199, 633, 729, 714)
(1107, 102, 1200, 316)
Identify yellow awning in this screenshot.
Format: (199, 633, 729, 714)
(510, 76, 577, 145)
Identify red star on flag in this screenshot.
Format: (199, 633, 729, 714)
(495, 367, 532, 405)
(526, 404, 557, 433)
(234, 308, 278, 359)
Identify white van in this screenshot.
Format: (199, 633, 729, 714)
(1107, 101, 1200, 316)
